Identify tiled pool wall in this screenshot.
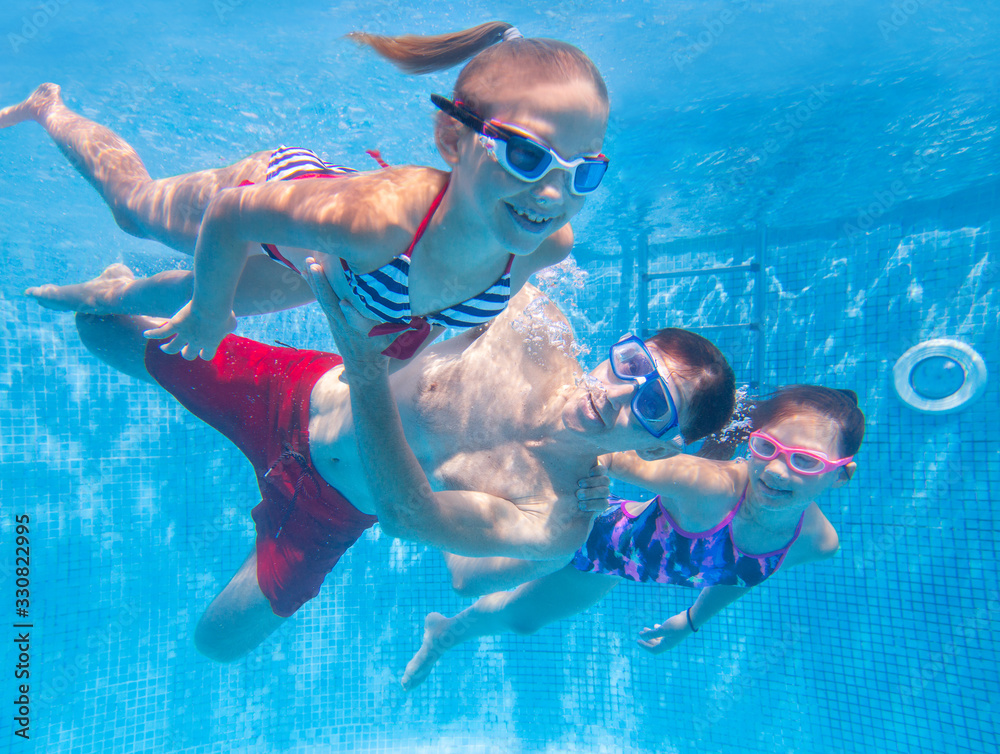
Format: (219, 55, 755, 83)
(1, 178, 997, 752)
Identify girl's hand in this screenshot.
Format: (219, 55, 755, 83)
(637, 612, 693, 654)
(576, 460, 611, 513)
(143, 301, 236, 361)
(302, 258, 394, 378)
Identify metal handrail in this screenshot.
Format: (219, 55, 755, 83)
(637, 226, 767, 389)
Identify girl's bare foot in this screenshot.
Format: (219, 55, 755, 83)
(26, 263, 135, 313)
(0, 83, 63, 128)
(401, 613, 456, 691)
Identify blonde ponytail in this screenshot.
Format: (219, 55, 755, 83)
(347, 21, 513, 75)
(348, 22, 608, 120)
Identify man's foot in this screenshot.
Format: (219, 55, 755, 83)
(0, 83, 63, 128)
(26, 263, 135, 313)
(401, 612, 458, 691)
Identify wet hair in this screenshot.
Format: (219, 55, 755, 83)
(697, 384, 865, 460)
(347, 22, 609, 118)
(646, 328, 736, 443)
(752, 385, 866, 458)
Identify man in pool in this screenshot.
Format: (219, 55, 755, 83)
(73, 274, 735, 661)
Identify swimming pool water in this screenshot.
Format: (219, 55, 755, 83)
(0, 1, 997, 752)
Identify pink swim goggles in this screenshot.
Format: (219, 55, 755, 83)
(748, 431, 853, 475)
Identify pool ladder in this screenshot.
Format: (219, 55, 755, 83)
(636, 226, 767, 389)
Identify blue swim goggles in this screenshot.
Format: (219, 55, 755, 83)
(609, 335, 680, 438)
(431, 94, 609, 196)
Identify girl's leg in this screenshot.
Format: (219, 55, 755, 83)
(401, 565, 619, 690)
(1, 83, 270, 253)
(444, 553, 567, 597)
(27, 254, 316, 316)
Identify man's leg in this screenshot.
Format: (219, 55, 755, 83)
(194, 550, 287, 663)
(77, 314, 337, 661)
(74, 312, 162, 383)
(75, 316, 284, 660)
(30, 253, 315, 317)
(401, 565, 619, 690)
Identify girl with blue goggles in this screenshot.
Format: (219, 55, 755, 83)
(18, 23, 611, 365)
(432, 94, 609, 196)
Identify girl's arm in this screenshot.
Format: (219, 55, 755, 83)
(606, 450, 728, 495)
(143, 190, 253, 359)
(144, 170, 435, 359)
(607, 451, 741, 530)
(637, 512, 840, 654)
(637, 585, 750, 654)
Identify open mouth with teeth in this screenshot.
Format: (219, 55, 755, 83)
(758, 477, 792, 497)
(505, 202, 556, 232)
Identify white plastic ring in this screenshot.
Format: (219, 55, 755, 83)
(892, 339, 987, 414)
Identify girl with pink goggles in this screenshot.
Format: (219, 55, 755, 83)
(748, 431, 854, 475)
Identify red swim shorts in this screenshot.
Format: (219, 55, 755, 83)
(145, 335, 378, 617)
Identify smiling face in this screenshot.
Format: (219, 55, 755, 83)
(560, 341, 689, 456)
(438, 77, 608, 254)
(748, 412, 856, 510)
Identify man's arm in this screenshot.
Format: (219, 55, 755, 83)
(303, 260, 591, 559)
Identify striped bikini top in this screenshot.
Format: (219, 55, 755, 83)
(571, 486, 805, 589)
(339, 181, 515, 359)
(253, 147, 515, 360)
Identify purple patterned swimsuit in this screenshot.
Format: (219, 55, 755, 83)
(571, 486, 805, 588)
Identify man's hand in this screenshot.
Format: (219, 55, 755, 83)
(302, 257, 394, 381)
(637, 611, 693, 654)
(576, 460, 611, 513)
(143, 301, 236, 361)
